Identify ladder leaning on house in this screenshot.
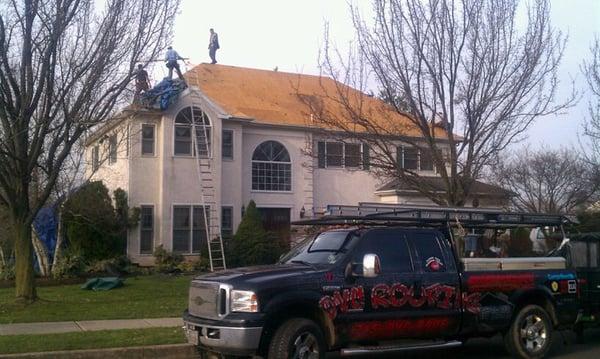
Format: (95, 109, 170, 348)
(190, 107, 227, 272)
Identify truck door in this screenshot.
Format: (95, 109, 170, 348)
(407, 230, 462, 337)
(334, 228, 418, 342)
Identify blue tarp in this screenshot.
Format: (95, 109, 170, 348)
(140, 78, 187, 111)
(33, 205, 58, 264)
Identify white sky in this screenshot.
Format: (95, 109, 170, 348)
(164, 0, 600, 150)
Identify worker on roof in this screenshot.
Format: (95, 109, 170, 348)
(208, 28, 219, 64)
(165, 46, 185, 81)
(134, 64, 151, 103)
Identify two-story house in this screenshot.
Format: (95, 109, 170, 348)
(85, 64, 508, 265)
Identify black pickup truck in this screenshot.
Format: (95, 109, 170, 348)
(183, 205, 582, 359)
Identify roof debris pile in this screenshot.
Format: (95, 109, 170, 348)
(140, 78, 187, 111)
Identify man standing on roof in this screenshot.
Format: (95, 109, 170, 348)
(165, 46, 185, 81)
(208, 28, 219, 64)
(134, 64, 151, 103)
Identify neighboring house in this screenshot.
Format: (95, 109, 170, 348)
(85, 64, 509, 265)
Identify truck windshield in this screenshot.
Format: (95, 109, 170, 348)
(280, 230, 359, 265)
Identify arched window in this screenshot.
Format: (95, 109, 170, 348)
(252, 141, 291, 191)
(174, 106, 211, 157)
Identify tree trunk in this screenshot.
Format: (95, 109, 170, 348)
(32, 228, 50, 277)
(13, 221, 36, 301)
(51, 208, 64, 274)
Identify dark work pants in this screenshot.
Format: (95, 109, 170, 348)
(209, 47, 217, 64)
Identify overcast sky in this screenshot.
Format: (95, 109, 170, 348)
(164, 0, 600, 150)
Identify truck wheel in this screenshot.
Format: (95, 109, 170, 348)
(504, 305, 553, 359)
(267, 318, 326, 359)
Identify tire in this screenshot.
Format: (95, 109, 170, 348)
(504, 304, 554, 359)
(267, 318, 326, 359)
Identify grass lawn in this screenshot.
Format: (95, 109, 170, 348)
(0, 274, 194, 324)
(0, 327, 187, 354)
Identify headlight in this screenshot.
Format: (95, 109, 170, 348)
(231, 290, 258, 312)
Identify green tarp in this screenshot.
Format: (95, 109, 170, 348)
(81, 277, 124, 291)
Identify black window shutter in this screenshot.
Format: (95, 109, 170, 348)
(317, 141, 326, 168)
(362, 144, 370, 170)
(396, 146, 402, 168)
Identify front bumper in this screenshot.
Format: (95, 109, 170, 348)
(183, 310, 263, 356)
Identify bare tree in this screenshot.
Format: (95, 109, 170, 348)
(491, 147, 600, 214)
(306, 0, 573, 206)
(0, 0, 179, 301)
(583, 37, 600, 156)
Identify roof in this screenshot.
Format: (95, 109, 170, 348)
(185, 64, 449, 138)
(84, 105, 162, 146)
(376, 177, 512, 198)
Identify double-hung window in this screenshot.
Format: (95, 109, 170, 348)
(141, 124, 155, 156)
(173, 205, 209, 254)
(222, 129, 233, 160)
(108, 134, 117, 164)
(317, 141, 370, 170)
(92, 145, 99, 171)
(140, 206, 154, 254)
(221, 206, 233, 238)
(397, 146, 435, 171)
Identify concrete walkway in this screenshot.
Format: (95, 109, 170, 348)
(0, 317, 183, 336)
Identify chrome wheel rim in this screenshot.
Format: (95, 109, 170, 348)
(292, 331, 319, 359)
(519, 314, 548, 354)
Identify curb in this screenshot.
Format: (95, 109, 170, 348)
(0, 343, 198, 359)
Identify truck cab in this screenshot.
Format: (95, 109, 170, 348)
(183, 205, 580, 359)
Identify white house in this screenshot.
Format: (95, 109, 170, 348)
(85, 64, 508, 265)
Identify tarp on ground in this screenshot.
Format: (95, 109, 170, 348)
(140, 78, 187, 111)
(81, 277, 124, 291)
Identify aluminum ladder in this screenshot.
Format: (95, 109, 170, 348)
(191, 107, 226, 271)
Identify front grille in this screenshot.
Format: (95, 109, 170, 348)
(189, 281, 222, 319)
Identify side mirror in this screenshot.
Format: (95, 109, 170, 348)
(362, 254, 381, 278)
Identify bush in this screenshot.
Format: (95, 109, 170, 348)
(52, 251, 86, 279)
(87, 255, 132, 276)
(153, 245, 184, 273)
(228, 200, 287, 267)
(0, 260, 15, 281)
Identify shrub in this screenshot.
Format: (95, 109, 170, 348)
(228, 200, 287, 267)
(153, 245, 184, 273)
(87, 255, 132, 276)
(0, 260, 15, 281)
(52, 251, 86, 279)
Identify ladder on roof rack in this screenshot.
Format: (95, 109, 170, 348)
(292, 204, 569, 227)
(191, 106, 226, 272)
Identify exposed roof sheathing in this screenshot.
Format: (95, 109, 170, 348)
(185, 64, 448, 138)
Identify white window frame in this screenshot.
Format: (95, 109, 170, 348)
(171, 204, 210, 254)
(173, 106, 212, 158)
(222, 129, 234, 160)
(221, 206, 234, 238)
(141, 123, 156, 156)
(92, 145, 99, 172)
(398, 145, 437, 173)
(251, 141, 292, 193)
(139, 204, 154, 255)
(108, 134, 117, 165)
(321, 141, 366, 169)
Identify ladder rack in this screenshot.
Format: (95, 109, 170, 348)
(292, 204, 572, 227)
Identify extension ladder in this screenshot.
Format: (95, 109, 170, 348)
(190, 106, 226, 271)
